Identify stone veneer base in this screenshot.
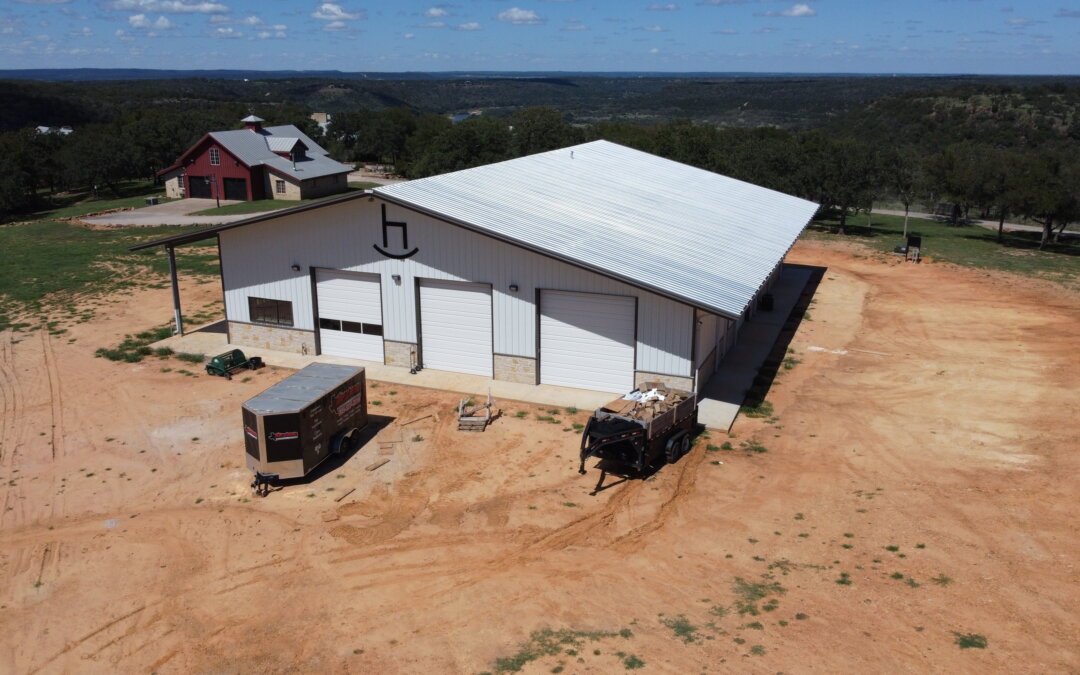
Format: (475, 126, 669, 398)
(228, 322, 314, 355)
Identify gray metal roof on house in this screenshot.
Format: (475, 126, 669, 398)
(209, 125, 352, 181)
(266, 136, 305, 153)
(374, 140, 819, 319)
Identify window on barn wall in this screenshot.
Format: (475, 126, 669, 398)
(275, 180, 286, 194)
(210, 148, 220, 166)
(248, 297, 293, 327)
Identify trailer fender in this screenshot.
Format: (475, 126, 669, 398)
(331, 427, 360, 456)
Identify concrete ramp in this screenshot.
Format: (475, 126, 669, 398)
(697, 265, 818, 430)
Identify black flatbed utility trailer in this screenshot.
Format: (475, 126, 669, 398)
(579, 383, 698, 480)
(243, 363, 367, 493)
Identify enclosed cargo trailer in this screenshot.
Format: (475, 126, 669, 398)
(243, 363, 368, 486)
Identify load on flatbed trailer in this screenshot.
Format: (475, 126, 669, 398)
(579, 382, 698, 476)
(242, 363, 368, 487)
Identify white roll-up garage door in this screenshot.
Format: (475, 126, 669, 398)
(419, 279, 493, 377)
(540, 290, 635, 393)
(316, 269, 385, 362)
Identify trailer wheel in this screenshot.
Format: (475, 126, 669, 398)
(333, 428, 359, 455)
(680, 434, 691, 458)
(665, 432, 685, 464)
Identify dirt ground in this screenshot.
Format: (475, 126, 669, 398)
(2, 240, 1079, 674)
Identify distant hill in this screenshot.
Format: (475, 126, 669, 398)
(3, 71, 1079, 132)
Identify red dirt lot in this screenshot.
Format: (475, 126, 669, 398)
(1, 239, 1079, 673)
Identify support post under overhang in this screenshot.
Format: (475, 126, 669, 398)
(167, 245, 184, 336)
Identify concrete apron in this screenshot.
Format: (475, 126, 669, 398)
(153, 265, 810, 430)
(697, 265, 812, 431)
(153, 328, 619, 414)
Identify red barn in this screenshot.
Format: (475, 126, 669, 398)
(158, 116, 352, 202)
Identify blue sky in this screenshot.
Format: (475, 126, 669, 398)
(1, 0, 1078, 74)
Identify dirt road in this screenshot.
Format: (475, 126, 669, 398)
(1, 240, 1078, 673)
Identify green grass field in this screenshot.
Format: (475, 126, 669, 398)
(189, 182, 381, 216)
(807, 211, 1080, 288)
(0, 221, 218, 328)
(24, 180, 167, 221)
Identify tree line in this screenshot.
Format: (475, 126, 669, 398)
(2, 82, 1078, 249)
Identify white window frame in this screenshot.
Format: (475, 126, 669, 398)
(275, 179, 286, 195)
(209, 148, 220, 166)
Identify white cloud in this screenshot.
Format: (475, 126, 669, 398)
(128, 13, 172, 29)
(425, 7, 447, 18)
(69, 25, 92, 36)
(457, 21, 482, 30)
(311, 3, 362, 21)
(696, 0, 746, 5)
(257, 29, 285, 38)
(561, 18, 587, 31)
(714, 28, 737, 34)
(647, 3, 679, 10)
(422, 21, 445, 27)
(403, 32, 415, 38)
(323, 20, 347, 31)
(649, 47, 660, 53)
(1005, 17, 1032, 26)
(497, 8, 543, 25)
(642, 24, 664, 31)
(211, 26, 241, 37)
(108, 0, 229, 13)
(763, 3, 816, 18)
(11, 0, 73, 4)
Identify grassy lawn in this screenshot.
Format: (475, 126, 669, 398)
(24, 180, 167, 222)
(806, 211, 1080, 288)
(0, 221, 219, 328)
(189, 182, 381, 216)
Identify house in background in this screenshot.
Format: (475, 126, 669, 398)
(158, 115, 352, 202)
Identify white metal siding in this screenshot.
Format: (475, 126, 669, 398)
(419, 280, 493, 377)
(315, 269, 384, 362)
(540, 291, 635, 393)
(219, 199, 693, 377)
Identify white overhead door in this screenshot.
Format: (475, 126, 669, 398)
(419, 279, 493, 377)
(316, 269, 384, 362)
(540, 290, 635, 393)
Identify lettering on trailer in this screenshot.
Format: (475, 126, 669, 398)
(332, 382, 364, 417)
(268, 431, 299, 442)
(373, 204, 419, 259)
(245, 425, 258, 440)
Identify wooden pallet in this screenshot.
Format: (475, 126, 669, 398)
(458, 392, 494, 432)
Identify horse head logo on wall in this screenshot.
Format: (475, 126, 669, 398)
(374, 204, 419, 259)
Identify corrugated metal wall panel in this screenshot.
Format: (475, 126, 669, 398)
(220, 199, 693, 377)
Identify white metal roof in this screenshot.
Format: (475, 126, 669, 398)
(374, 140, 819, 319)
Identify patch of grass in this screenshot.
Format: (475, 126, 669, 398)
(954, 632, 988, 649)
(535, 415, 559, 424)
(371, 400, 383, 406)
(741, 440, 768, 454)
(835, 572, 852, 585)
(565, 406, 579, 415)
(739, 400, 774, 418)
(732, 577, 785, 616)
(572, 423, 585, 431)
(749, 645, 766, 656)
(175, 352, 205, 364)
(891, 572, 904, 580)
(623, 654, 645, 669)
(782, 356, 802, 370)
(659, 614, 699, 643)
(412, 434, 424, 442)
(885, 545, 900, 552)
(490, 628, 620, 673)
(561, 502, 578, 508)
(808, 211, 1080, 289)
(515, 411, 528, 418)
(720, 441, 733, 450)
(931, 574, 953, 586)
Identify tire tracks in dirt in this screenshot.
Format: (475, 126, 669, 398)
(40, 330, 65, 461)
